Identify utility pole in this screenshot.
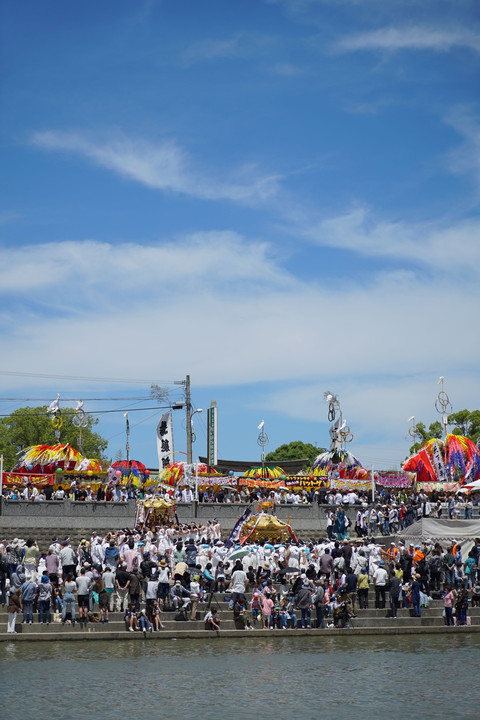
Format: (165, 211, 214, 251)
(185, 374, 192, 464)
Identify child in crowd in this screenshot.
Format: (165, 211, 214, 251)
(261, 590, 274, 629)
(215, 562, 226, 593)
(443, 585, 456, 626)
(251, 591, 261, 626)
(124, 603, 138, 632)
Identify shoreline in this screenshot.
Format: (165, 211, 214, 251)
(2, 624, 479, 642)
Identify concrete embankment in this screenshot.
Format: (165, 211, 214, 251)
(2, 593, 479, 642)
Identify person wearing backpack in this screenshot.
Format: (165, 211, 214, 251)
(428, 551, 442, 592)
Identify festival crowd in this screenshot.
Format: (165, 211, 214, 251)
(1, 519, 479, 635)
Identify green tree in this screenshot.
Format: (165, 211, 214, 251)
(0, 406, 109, 470)
(448, 409, 480, 445)
(265, 440, 325, 470)
(408, 421, 443, 455)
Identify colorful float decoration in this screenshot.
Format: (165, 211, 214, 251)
(111, 459, 150, 487)
(240, 512, 298, 544)
(135, 496, 176, 530)
(403, 434, 480, 485)
(75, 458, 108, 473)
(242, 465, 287, 480)
(158, 462, 218, 489)
(13, 443, 85, 474)
(312, 448, 369, 483)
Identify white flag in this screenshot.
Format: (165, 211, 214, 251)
(431, 441, 448, 482)
(157, 412, 174, 472)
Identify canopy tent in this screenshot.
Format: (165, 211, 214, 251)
(403, 434, 480, 484)
(464, 479, 480, 492)
(398, 518, 480, 558)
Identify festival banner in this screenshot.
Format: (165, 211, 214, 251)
(197, 476, 236, 487)
(375, 473, 414, 488)
(2, 472, 54, 487)
(285, 477, 329, 490)
(418, 447, 437, 481)
(431, 441, 448, 482)
(238, 478, 285, 489)
(330, 479, 372, 491)
(416, 481, 460, 493)
(225, 507, 252, 548)
(157, 412, 174, 471)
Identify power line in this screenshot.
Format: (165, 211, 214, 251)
(0, 405, 184, 418)
(0, 397, 156, 402)
(0, 370, 184, 385)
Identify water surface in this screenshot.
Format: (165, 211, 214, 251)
(1, 635, 478, 719)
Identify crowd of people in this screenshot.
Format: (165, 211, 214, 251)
(1, 521, 479, 635)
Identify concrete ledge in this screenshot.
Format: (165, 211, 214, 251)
(1, 625, 479, 642)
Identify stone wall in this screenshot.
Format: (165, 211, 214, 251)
(0, 497, 353, 535)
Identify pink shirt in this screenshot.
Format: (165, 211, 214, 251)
(444, 590, 455, 608)
(261, 597, 274, 616)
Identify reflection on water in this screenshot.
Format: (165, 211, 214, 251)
(1, 635, 479, 720)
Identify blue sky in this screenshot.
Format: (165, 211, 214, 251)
(1, 0, 479, 470)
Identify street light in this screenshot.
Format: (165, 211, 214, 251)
(191, 408, 203, 438)
(186, 407, 202, 463)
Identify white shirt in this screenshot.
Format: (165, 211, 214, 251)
(230, 570, 247, 593)
(373, 567, 388, 586)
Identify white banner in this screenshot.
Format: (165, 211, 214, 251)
(157, 412, 174, 472)
(431, 441, 448, 482)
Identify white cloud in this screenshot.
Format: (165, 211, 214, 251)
(269, 62, 304, 76)
(297, 205, 480, 278)
(1, 229, 478, 385)
(0, 232, 291, 305)
(333, 26, 480, 54)
(31, 131, 282, 205)
(181, 32, 275, 65)
(445, 107, 480, 189)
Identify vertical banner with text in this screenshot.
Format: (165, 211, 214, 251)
(207, 403, 218, 467)
(157, 412, 174, 471)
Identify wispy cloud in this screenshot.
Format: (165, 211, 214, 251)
(297, 205, 480, 277)
(0, 224, 478, 389)
(0, 232, 290, 301)
(333, 26, 480, 54)
(0, 211, 21, 225)
(269, 62, 305, 76)
(181, 32, 274, 65)
(445, 106, 480, 189)
(31, 131, 282, 205)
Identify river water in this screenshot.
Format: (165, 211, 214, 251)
(1, 634, 478, 719)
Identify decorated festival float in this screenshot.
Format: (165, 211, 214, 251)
(403, 433, 480, 492)
(239, 509, 297, 544)
(135, 496, 176, 529)
(3, 443, 109, 490)
(402, 381, 480, 492)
